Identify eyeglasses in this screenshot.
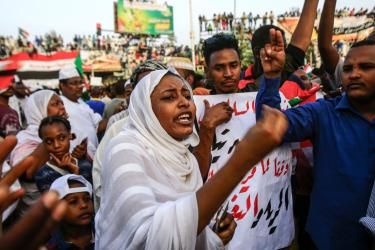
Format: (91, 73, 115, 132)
(66, 80, 84, 86)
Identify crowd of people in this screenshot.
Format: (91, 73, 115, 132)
(198, 11, 276, 34)
(199, 5, 375, 37)
(0, 33, 191, 59)
(334, 6, 375, 17)
(0, 0, 375, 249)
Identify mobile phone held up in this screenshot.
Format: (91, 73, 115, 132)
(81, 138, 88, 145)
(213, 202, 229, 233)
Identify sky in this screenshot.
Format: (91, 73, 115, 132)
(0, 0, 373, 45)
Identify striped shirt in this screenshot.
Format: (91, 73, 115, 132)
(360, 181, 375, 235)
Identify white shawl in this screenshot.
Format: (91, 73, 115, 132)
(11, 90, 55, 165)
(95, 70, 223, 250)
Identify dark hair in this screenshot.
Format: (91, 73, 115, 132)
(350, 39, 375, 49)
(89, 86, 102, 98)
(68, 179, 85, 188)
(251, 25, 287, 79)
(203, 33, 240, 65)
(130, 60, 168, 88)
(38, 116, 71, 139)
(113, 79, 126, 96)
(368, 31, 375, 41)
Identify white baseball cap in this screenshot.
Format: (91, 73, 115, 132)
(167, 57, 195, 71)
(50, 174, 92, 199)
(59, 67, 81, 81)
(124, 79, 131, 88)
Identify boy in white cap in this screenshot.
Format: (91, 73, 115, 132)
(47, 174, 95, 250)
(167, 57, 211, 95)
(167, 57, 196, 86)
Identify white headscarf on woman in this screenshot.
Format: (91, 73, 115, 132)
(96, 69, 223, 250)
(126, 69, 201, 188)
(9, 90, 57, 217)
(11, 90, 56, 165)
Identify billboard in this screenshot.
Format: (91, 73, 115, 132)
(278, 15, 374, 42)
(116, 0, 174, 36)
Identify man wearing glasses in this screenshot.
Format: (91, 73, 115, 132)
(59, 67, 107, 161)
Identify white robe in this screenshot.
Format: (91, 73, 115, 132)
(61, 96, 101, 158)
(92, 116, 128, 212)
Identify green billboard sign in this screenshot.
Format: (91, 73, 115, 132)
(117, 0, 174, 36)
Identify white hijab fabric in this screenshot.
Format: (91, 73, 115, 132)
(127, 69, 200, 187)
(95, 70, 224, 250)
(11, 90, 56, 165)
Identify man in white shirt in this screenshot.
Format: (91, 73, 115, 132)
(59, 68, 107, 160)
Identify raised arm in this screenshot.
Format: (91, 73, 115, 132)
(193, 100, 233, 180)
(290, 0, 319, 52)
(256, 29, 285, 119)
(255, 29, 318, 143)
(318, 0, 340, 74)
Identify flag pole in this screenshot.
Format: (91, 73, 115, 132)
(188, 0, 196, 70)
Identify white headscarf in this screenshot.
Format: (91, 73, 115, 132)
(11, 90, 56, 165)
(126, 69, 200, 189)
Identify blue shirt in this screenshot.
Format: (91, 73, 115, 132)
(47, 224, 95, 250)
(256, 76, 375, 250)
(86, 99, 105, 116)
(35, 159, 93, 193)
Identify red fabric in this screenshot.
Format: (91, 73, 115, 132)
(0, 59, 17, 90)
(193, 87, 211, 95)
(244, 64, 253, 78)
(279, 80, 321, 105)
(238, 64, 255, 90)
(280, 79, 321, 193)
(0, 75, 14, 91)
(0, 59, 18, 71)
(2, 51, 78, 62)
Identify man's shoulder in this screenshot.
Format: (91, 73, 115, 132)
(0, 105, 16, 113)
(106, 98, 124, 106)
(0, 106, 19, 122)
(315, 95, 343, 107)
(239, 83, 258, 93)
(289, 95, 344, 117)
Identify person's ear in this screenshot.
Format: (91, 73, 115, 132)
(186, 75, 194, 86)
(253, 47, 261, 59)
(70, 133, 76, 140)
(203, 60, 209, 74)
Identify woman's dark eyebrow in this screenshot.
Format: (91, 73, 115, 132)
(160, 88, 177, 93)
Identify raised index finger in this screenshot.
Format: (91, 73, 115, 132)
(275, 30, 284, 50)
(269, 28, 276, 47)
